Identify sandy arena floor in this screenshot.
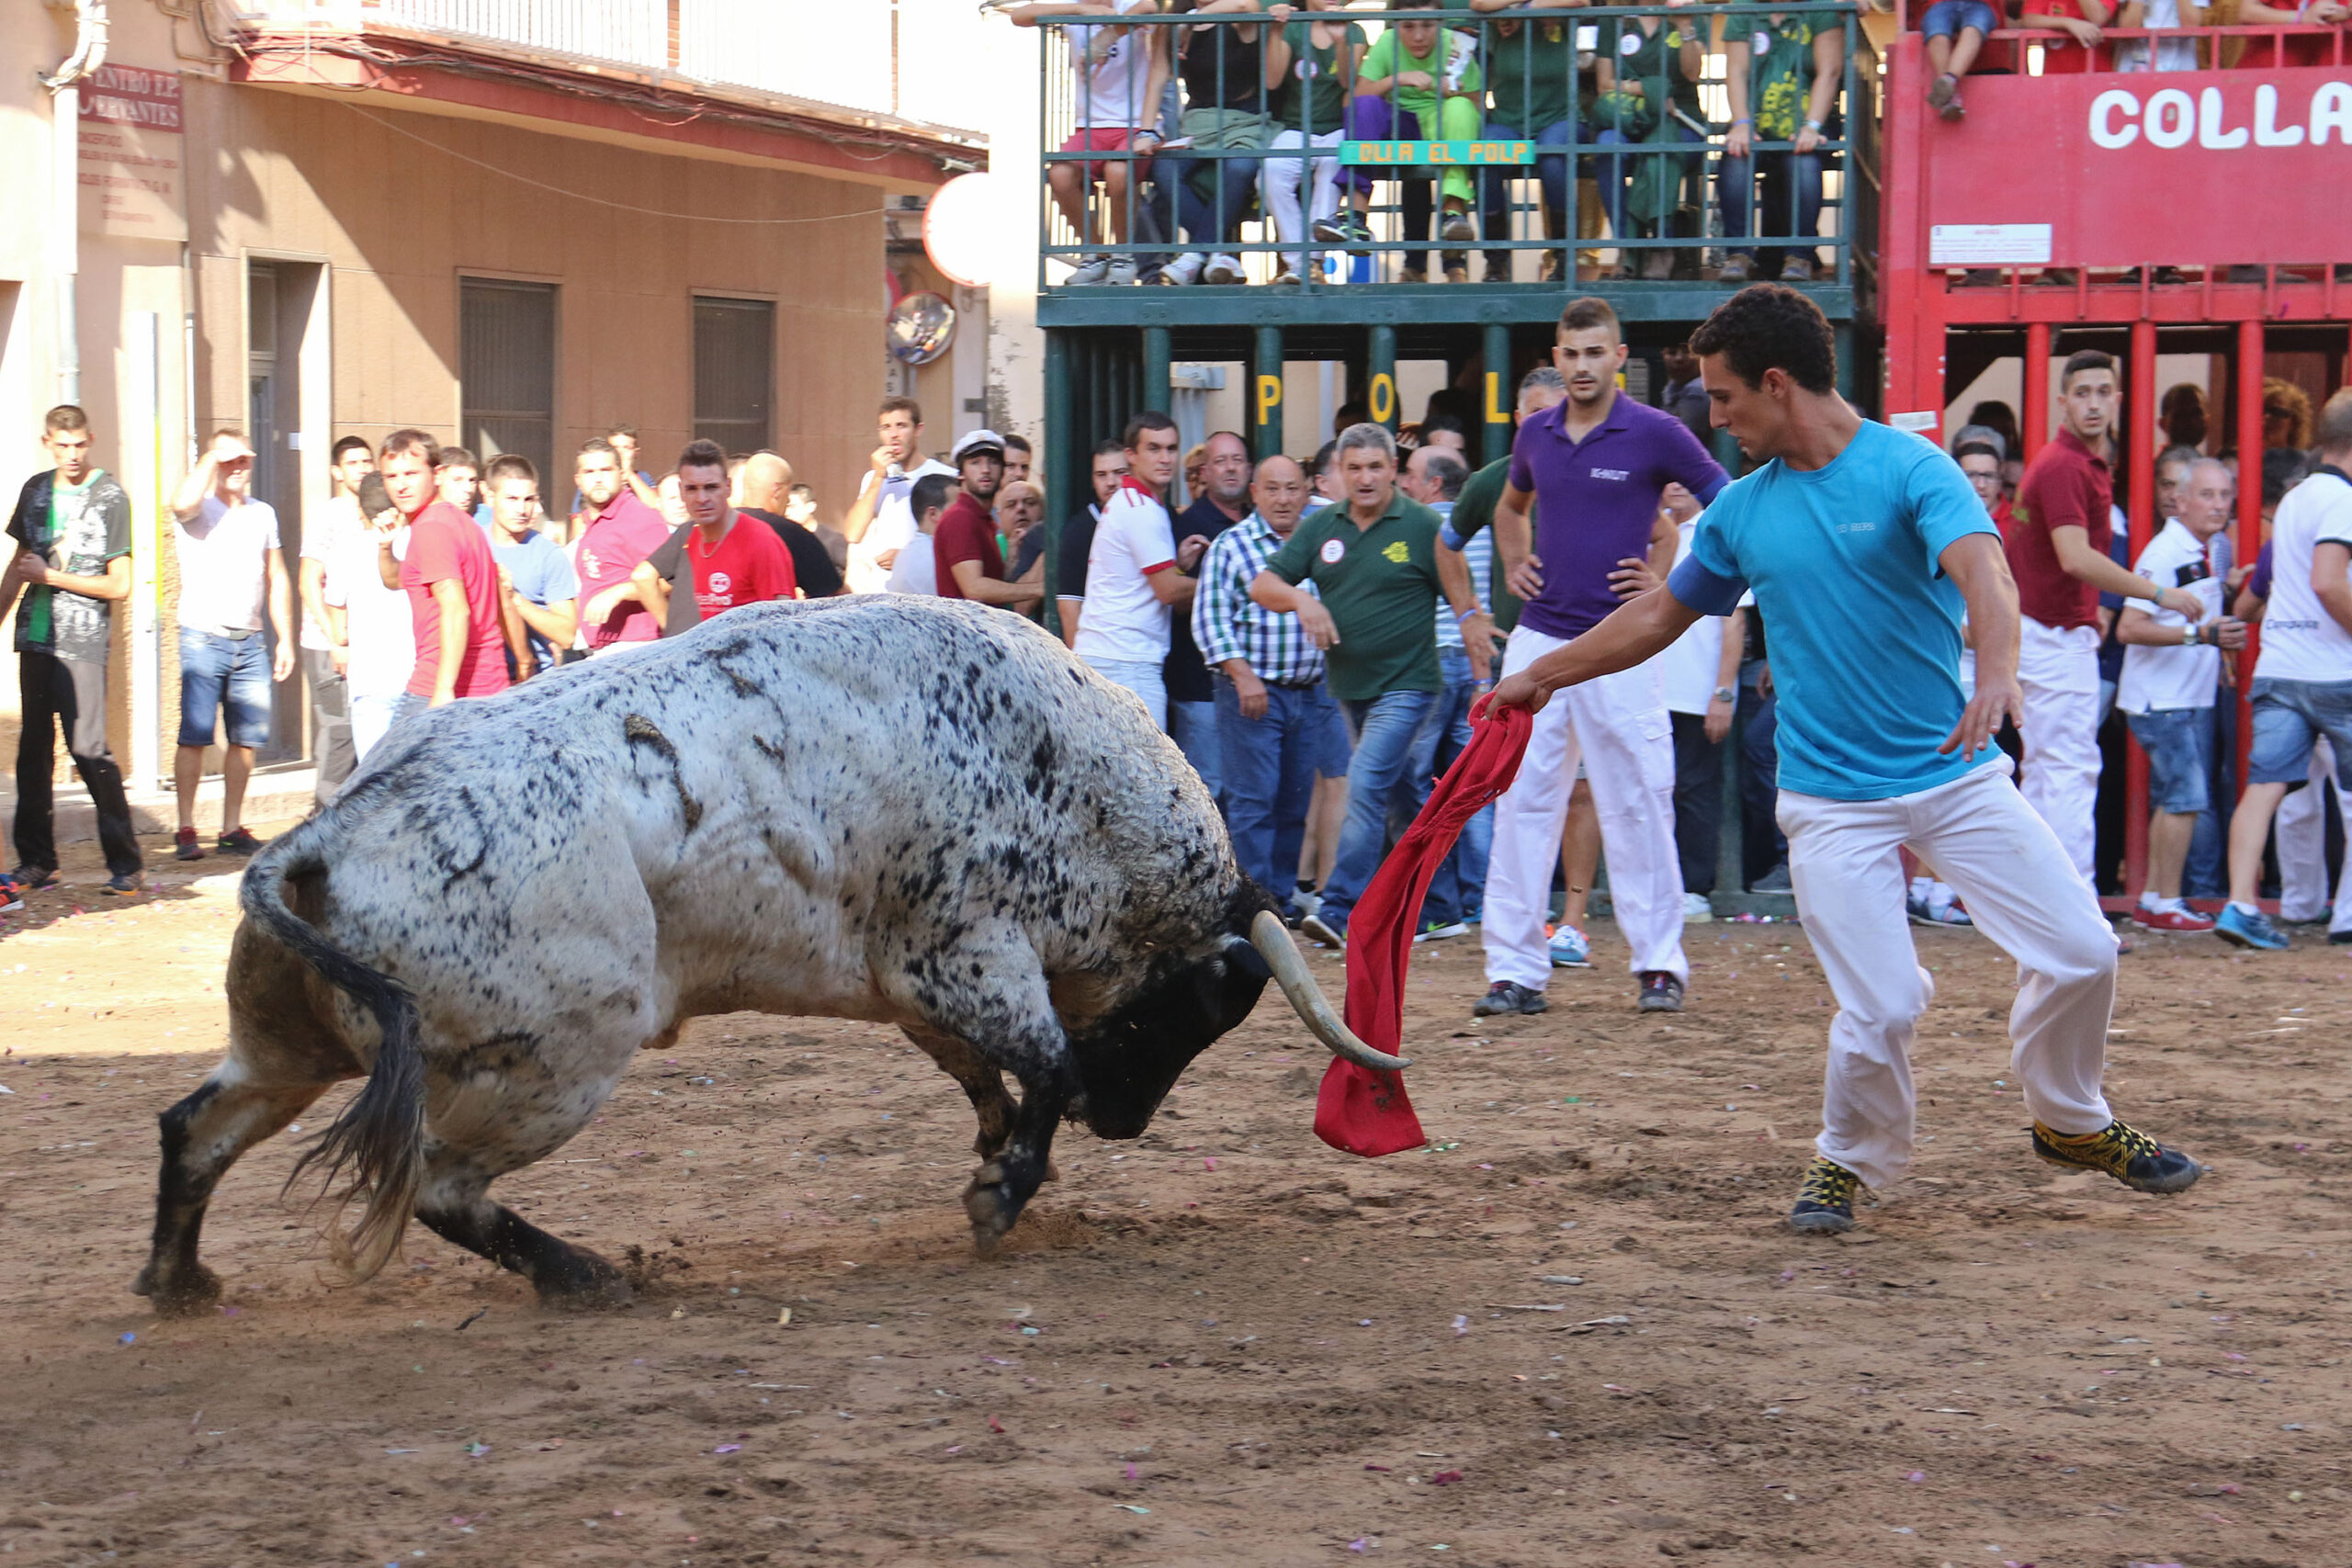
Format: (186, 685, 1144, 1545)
(1, 818, 2349, 1566)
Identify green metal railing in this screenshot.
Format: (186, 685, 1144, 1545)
(1028, 3, 1874, 291)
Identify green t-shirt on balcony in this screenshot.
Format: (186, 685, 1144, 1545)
(1480, 18, 1577, 135)
(1361, 27, 1481, 123)
(1273, 17, 1367, 136)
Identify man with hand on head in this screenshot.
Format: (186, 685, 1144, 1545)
(1484, 285, 2200, 1235)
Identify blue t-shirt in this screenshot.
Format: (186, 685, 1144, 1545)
(478, 519, 582, 668)
(1667, 422, 1997, 802)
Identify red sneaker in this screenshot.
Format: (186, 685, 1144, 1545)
(2132, 905, 2215, 933)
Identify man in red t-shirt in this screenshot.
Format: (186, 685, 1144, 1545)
(933, 429, 1045, 613)
(373, 429, 508, 722)
(573, 437, 673, 651)
(636, 440, 796, 626)
(2007, 350, 2202, 882)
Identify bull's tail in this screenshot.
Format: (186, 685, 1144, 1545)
(240, 819, 425, 1283)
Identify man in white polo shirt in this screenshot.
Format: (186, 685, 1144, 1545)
(1076, 412, 1197, 728)
(2114, 457, 2244, 933)
(2218, 390, 2352, 951)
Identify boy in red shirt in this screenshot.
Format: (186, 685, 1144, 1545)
(374, 429, 507, 723)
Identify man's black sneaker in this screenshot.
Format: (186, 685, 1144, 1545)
(97, 874, 141, 899)
(8, 864, 58, 890)
(2031, 1119, 2203, 1194)
(1637, 972, 1685, 1013)
(1472, 981, 1547, 1018)
(1298, 913, 1347, 952)
(1789, 1156, 1861, 1234)
(2332, 929, 2352, 946)
(216, 827, 264, 856)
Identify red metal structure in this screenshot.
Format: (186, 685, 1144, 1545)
(1878, 17, 2352, 902)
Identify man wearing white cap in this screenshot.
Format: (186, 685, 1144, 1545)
(934, 430, 1044, 613)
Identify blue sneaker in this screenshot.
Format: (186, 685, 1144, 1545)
(1547, 922, 1591, 968)
(2215, 904, 2288, 952)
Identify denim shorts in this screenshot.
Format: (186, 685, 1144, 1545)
(1921, 0, 1999, 39)
(1311, 685, 1353, 779)
(2247, 676, 2352, 786)
(2125, 705, 2214, 815)
(177, 628, 274, 750)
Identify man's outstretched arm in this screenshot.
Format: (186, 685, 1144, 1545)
(1481, 581, 1705, 716)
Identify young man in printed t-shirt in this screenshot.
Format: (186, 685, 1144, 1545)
(2216, 390, 2352, 952)
(374, 429, 506, 723)
(1485, 284, 2203, 1236)
(635, 441, 797, 628)
(933, 430, 1044, 613)
(1077, 412, 1195, 728)
(2007, 350, 2203, 886)
(1249, 422, 1489, 951)
(1, 404, 141, 896)
(2113, 457, 2244, 933)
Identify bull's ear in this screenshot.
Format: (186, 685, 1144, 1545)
(1221, 933, 1272, 981)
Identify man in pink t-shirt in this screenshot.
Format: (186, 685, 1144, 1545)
(373, 429, 508, 723)
(573, 437, 673, 650)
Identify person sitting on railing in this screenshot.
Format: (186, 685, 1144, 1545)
(2203, 0, 2350, 66)
(1590, 5, 1713, 280)
(1261, 0, 1368, 284)
(1921, 0, 2000, 118)
(1156, 0, 1284, 287)
(1012, 0, 1170, 287)
(2016, 0, 2111, 73)
(2112, 0, 2202, 70)
(1461, 0, 1600, 284)
(1720, 4, 1844, 284)
(1340, 0, 1487, 283)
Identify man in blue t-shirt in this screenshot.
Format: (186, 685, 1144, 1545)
(479, 454, 580, 678)
(1483, 286, 2201, 1236)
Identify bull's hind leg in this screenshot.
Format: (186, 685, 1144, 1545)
(414, 1178, 631, 1309)
(136, 1053, 351, 1316)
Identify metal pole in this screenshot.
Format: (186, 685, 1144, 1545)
(1143, 326, 1171, 416)
(128, 311, 161, 789)
(2233, 317, 2265, 791)
(1252, 324, 1284, 461)
(53, 83, 81, 407)
(1043, 331, 1072, 605)
(1482, 321, 1512, 467)
(1366, 324, 1397, 433)
(2023, 322, 2052, 463)
(1834, 321, 1854, 401)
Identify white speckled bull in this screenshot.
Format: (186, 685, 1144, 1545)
(134, 598, 1401, 1314)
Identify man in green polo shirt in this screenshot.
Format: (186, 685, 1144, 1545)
(1250, 423, 1489, 948)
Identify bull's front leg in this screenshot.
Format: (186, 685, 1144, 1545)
(965, 1069, 1072, 1256)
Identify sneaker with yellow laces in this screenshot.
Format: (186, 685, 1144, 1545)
(1788, 1156, 1861, 1234)
(2031, 1119, 2202, 1194)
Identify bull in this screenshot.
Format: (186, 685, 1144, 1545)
(134, 598, 1401, 1314)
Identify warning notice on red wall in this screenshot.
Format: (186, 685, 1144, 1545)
(78, 63, 185, 242)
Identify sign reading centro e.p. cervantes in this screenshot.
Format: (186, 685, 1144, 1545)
(1922, 66, 2351, 269)
(78, 62, 185, 243)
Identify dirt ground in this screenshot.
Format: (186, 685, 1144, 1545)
(2, 820, 2349, 1567)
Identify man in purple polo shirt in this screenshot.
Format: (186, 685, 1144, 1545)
(1477, 297, 1730, 1018)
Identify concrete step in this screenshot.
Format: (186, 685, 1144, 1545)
(0, 769, 320, 848)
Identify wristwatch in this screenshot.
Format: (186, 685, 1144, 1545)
(1713, 684, 1736, 705)
(2181, 622, 2198, 647)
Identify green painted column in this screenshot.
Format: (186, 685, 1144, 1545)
(1834, 321, 1856, 402)
(1252, 324, 1284, 460)
(1043, 331, 1072, 605)
(1482, 322, 1514, 467)
(1365, 324, 1397, 433)
(1143, 326, 1171, 417)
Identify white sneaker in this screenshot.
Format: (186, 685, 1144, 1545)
(1160, 253, 1206, 286)
(1065, 254, 1111, 285)
(1203, 253, 1246, 285)
(1681, 892, 1714, 924)
(1104, 256, 1140, 285)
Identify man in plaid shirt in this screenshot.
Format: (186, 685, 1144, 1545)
(1193, 454, 1340, 901)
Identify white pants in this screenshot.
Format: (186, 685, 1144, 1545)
(1483, 626, 1687, 987)
(1781, 758, 2117, 1190)
(1261, 128, 1344, 274)
(1082, 654, 1169, 731)
(2017, 618, 2102, 884)
(2278, 737, 2352, 931)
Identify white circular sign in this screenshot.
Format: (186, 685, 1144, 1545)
(1619, 29, 1642, 54)
(1319, 537, 1345, 564)
(1751, 29, 1771, 57)
(922, 172, 1006, 290)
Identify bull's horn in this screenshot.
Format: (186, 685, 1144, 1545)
(1246, 908, 1411, 1073)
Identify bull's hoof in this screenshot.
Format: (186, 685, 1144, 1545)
(535, 1249, 634, 1312)
(963, 1160, 1022, 1257)
(134, 1261, 221, 1317)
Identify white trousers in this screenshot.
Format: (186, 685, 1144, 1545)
(2017, 618, 2102, 884)
(1483, 626, 1687, 987)
(2278, 737, 2352, 931)
(1261, 128, 1344, 273)
(1781, 758, 2118, 1190)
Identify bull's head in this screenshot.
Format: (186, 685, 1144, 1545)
(1067, 885, 1408, 1140)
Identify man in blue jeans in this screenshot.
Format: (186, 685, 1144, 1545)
(168, 431, 295, 861)
(1193, 454, 1337, 903)
(1250, 423, 1489, 950)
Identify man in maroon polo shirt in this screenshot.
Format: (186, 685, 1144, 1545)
(573, 436, 673, 652)
(2007, 350, 2201, 884)
(933, 429, 1044, 612)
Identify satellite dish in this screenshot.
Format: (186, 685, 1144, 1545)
(922, 172, 1003, 289)
(888, 291, 956, 366)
